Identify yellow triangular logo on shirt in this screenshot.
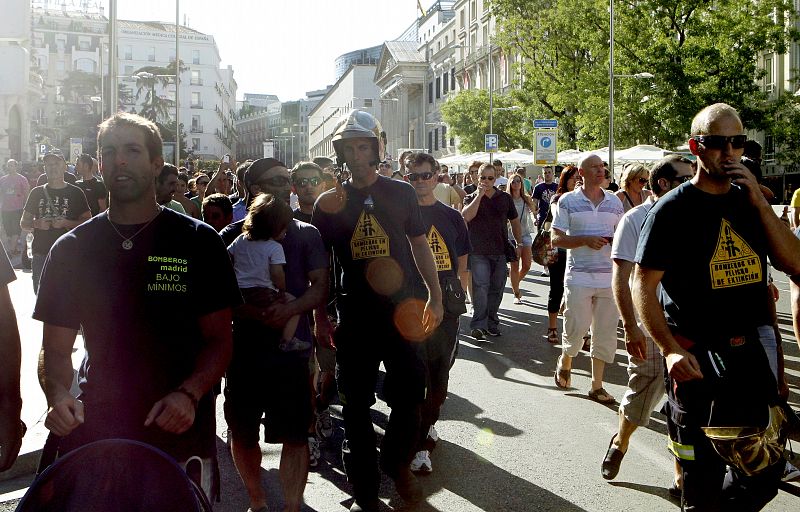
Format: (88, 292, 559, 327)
(709, 218, 761, 289)
(350, 210, 390, 260)
(427, 225, 452, 272)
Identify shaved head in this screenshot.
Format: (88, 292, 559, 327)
(690, 103, 742, 136)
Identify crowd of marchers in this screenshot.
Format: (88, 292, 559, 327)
(0, 102, 799, 512)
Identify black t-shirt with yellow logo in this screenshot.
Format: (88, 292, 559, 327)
(33, 209, 241, 461)
(636, 183, 771, 342)
(420, 201, 471, 280)
(313, 175, 427, 315)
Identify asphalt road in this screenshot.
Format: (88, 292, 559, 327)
(1, 263, 798, 511)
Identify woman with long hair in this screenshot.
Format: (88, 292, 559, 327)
(508, 171, 536, 304)
(545, 165, 579, 343)
(615, 163, 651, 212)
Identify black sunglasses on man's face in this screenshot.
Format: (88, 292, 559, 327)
(693, 134, 747, 150)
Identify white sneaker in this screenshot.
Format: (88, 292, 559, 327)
(427, 425, 439, 443)
(409, 450, 432, 474)
(783, 461, 800, 482)
(308, 436, 320, 467)
(316, 408, 334, 440)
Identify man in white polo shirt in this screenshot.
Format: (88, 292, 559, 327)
(551, 154, 624, 403)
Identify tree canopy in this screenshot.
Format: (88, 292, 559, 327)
(463, 0, 800, 152)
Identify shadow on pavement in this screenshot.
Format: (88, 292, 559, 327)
(607, 481, 678, 505)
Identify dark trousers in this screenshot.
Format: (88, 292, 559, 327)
(547, 249, 567, 314)
(666, 331, 781, 511)
(334, 313, 426, 502)
(469, 254, 507, 331)
(418, 313, 460, 449)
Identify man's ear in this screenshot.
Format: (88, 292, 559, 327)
(688, 137, 701, 156)
(151, 156, 165, 176)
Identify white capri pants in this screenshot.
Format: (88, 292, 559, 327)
(561, 284, 620, 363)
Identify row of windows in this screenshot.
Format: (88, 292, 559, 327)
(428, 68, 457, 103)
(121, 45, 201, 64)
(427, 126, 451, 152)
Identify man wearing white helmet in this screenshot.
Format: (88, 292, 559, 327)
(312, 110, 443, 512)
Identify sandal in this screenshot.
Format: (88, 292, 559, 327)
(588, 387, 615, 404)
(546, 328, 558, 344)
(554, 357, 571, 389)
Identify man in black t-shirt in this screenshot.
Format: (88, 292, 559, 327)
(21, 152, 91, 293)
(34, 113, 240, 502)
(405, 152, 470, 476)
(634, 103, 800, 511)
(291, 161, 324, 224)
(75, 153, 108, 216)
(312, 111, 442, 512)
(462, 162, 523, 340)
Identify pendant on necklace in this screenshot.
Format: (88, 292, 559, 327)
(122, 240, 133, 250)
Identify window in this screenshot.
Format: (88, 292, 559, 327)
(428, 130, 433, 152)
(147, 47, 155, 62)
(192, 50, 200, 65)
(192, 138, 200, 150)
(191, 70, 202, 85)
(191, 91, 201, 108)
(123, 65, 134, 80)
(764, 56, 775, 92)
(124, 45, 132, 60)
(363, 98, 373, 107)
(443, 72, 449, 93)
(192, 115, 201, 132)
(459, 10, 465, 29)
(56, 35, 66, 52)
(451, 68, 456, 90)
(78, 38, 90, 51)
(434, 129, 439, 151)
(765, 134, 775, 162)
(436, 76, 441, 99)
(428, 82, 433, 103)
(75, 58, 95, 73)
(442, 126, 447, 146)
(470, 0, 477, 21)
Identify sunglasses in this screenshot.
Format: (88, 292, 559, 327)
(479, 175, 496, 181)
(257, 176, 291, 187)
(638, 178, 649, 185)
(405, 172, 435, 181)
(294, 177, 321, 187)
(511, 179, 522, 184)
(671, 175, 692, 184)
(693, 134, 747, 150)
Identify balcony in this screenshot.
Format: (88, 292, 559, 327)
(191, 78, 203, 86)
(190, 103, 203, 109)
(190, 125, 204, 133)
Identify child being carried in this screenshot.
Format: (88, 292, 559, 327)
(228, 193, 310, 352)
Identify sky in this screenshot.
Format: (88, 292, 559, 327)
(99, 0, 423, 101)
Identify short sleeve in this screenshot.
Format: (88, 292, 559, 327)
(192, 224, 242, 315)
(551, 196, 570, 233)
(404, 187, 427, 238)
(611, 210, 640, 262)
(453, 212, 471, 257)
(792, 189, 800, 207)
(299, 222, 329, 272)
(635, 208, 672, 270)
(532, 184, 542, 200)
(269, 241, 287, 266)
(505, 195, 518, 221)
(23, 188, 41, 216)
(69, 186, 90, 218)
(34, 239, 81, 329)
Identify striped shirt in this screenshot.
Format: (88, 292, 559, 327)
(552, 187, 624, 288)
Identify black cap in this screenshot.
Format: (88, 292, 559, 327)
(244, 158, 286, 188)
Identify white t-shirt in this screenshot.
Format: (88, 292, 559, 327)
(227, 234, 286, 289)
(551, 186, 624, 288)
(611, 199, 655, 328)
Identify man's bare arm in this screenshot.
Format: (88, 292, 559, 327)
(633, 265, 703, 382)
(461, 193, 482, 222)
(409, 234, 443, 333)
(551, 228, 607, 250)
(0, 284, 22, 471)
(40, 324, 83, 437)
(612, 259, 646, 359)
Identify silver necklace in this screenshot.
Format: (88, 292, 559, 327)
(107, 207, 163, 250)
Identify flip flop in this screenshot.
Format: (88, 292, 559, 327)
(554, 357, 571, 389)
(588, 387, 615, 404)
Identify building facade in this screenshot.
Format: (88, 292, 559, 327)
(308, 65, 383, 160)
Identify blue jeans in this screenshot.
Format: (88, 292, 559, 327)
(469, 254, 507, 331)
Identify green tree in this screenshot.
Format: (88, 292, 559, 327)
(491, 0, 799, 150)
(133, 60, 187, 124)
(440, 89, 529, 152)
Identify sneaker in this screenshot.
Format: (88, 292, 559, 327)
(486, 327, 502, 337)
(280, 337, 312, 352)
(427, 425, 439, 444)
(513, 296, 523, 305)
(470, 328, 485, 340)
(316, 408, 334, 440)
(308, 435, 320, 468)
(783, 461, 800, 482)
(410, 450, 433, 474)
(540, 270, 549, 277)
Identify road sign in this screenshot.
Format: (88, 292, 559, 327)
(535, 130, 558, 165)
(534, 119, 558, 129)
(485, 133, 498, 152)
